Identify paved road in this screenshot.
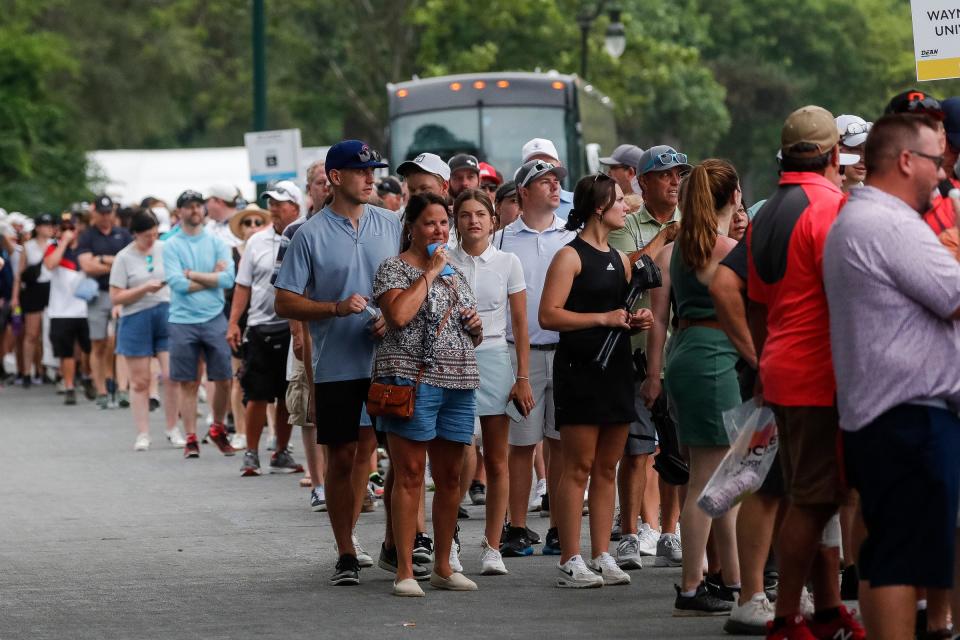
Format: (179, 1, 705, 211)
(3, 384, 739, 640)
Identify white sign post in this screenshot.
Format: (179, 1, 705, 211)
(244, 129, 302, 183)
(911, 1, 960, 81)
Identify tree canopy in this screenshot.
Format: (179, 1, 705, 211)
(1, 0, 950, 210)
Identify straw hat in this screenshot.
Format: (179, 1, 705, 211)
(229, 205, 270, 238)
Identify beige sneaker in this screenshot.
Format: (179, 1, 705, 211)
(429, 571, 478, 591)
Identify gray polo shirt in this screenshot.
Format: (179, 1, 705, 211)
(823, 185, 960, 431)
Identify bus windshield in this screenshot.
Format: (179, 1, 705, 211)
(390, 105, 568, 181)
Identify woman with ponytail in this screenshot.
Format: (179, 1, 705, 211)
(539, 173, 654, 588)
(641, 159, 743, 615)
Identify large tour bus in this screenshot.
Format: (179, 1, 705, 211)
(386, 71, 617, 186)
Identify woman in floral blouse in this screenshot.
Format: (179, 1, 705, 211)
(374, 193, 483, 597)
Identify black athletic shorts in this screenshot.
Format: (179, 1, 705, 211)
(314, 378, 371, 445)
(843, 404, 960, 589)
(239, 324, 290, 402)
(50, 317, 91, 358)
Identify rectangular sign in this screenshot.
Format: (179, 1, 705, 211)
(244, 129, 301, 183)
(911, 1, 960, 81)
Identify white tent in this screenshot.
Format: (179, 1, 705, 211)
(88, 146, 328, 207)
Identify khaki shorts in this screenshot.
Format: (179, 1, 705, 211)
(285, 357, 313, 428)
(770, 404, 848, 507)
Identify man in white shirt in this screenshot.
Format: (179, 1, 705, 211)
(227, 180, 304, 477)
(495, 158, 574, 557)
(205, 182, 243, 248)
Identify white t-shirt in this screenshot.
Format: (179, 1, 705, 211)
(24, 239, 51, 283)
(493, 215, 575, 345)
(235, 225, 284, 327)
(46, 244, 88, 319)
(205, 218, 242, 248)
(448, 243, 525, 351)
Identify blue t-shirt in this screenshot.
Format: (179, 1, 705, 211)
(556, 188, 574, 220)
(77, 225, 133, 290)
(162, 228, 235, 324)
(274, 204, 401, 383)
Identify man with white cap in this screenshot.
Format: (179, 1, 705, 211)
(835, 115, 871, 192)
(495, 158, 574, 558)
(227, 179, 304, 477)
(205, 182, 243, 248)
(521, 138, 573, 219)
(397, 153, 450, 199)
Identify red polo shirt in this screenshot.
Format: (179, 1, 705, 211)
(747, 172, 844, 407)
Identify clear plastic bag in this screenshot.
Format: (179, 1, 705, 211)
(698, 402, 778, 518)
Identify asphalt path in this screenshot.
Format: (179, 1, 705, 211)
(3, 383, 746, 640)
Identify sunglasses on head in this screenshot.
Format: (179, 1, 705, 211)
(356, 146, 382, 163)
(520, 161, 556, 187)
(242, 217, 265, 228)
(642, 152, 688, 173)
(902, 93, 945, 120)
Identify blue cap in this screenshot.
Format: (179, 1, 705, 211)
(942, 97, 960, 149)
(325, 139, 389, 171)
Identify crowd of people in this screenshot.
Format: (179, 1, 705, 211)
(2, 88, 960, 640)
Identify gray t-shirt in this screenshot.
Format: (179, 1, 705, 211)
(824, 185, 960, 431)
(109, 240, 170, 316)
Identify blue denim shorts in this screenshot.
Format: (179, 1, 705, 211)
(116, 303, 169, 357)
(376, 376, 476, 444)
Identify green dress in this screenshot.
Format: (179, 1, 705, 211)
(663, 243, 740, 446)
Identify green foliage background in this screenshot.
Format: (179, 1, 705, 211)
(2, 0, 957, 211)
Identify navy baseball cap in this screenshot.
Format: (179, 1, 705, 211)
(942, 97, 960, 149)
(93, 194, 114, 213)
(325, 140, 389, 172)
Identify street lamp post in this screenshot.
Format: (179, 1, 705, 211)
(252, 0, 266, 196)
(577, 1, 627, 79)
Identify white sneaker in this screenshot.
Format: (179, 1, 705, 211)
(589, 552, 631, 585)
(724, 592, 774, 635)
(353, 534, 374, 568)
(230, 433, 247, 450)
(637, 523, 661, 556)
(449, 543, 463, 573)
(615, 534, 643, 570)
(134, 433, 150, 451)
(655, 532, 683, 567)
(165, 427, 186, 447)
(529, 478, 547, 511)
(479, 537, 508, 575)
(556, 554, 604, 589)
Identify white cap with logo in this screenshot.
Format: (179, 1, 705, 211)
(263, 180, 303, 206)
(521, 138, 560, 163)
(397, 153, 452, 181)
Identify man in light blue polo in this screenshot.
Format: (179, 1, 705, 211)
(274, 140, 400, 587)
(164, 189, 236, 459)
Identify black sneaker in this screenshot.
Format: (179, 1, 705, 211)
(64, 389, 77, 405)
(330, 554, 360, 586)
(763, 569, 779, 602)
(457, 505, 470, 519)
(525, 526, 541, 545)
(542, 526, 561, 556)
(469, 480, 486, 505)
(22, 375, 31, 390)
(82, 377, 97, 401)
(673, 583, 733, 617)
(499, 525, 533, 557)
(378, 544, 430, 580)
(148, 397, 160, 412)
(705, 571, 738, 602)
(539, 491, 550, 518)
(413, 532, 434, 564)
(840, 564, 859, 601)
(610, 509, 622, 541)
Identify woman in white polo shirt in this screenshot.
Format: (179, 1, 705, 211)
(448, 189, 534, 575)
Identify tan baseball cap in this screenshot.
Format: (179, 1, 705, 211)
(781, 105, 840, 158)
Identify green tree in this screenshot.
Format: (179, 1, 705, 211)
(0, 8, 90, 212)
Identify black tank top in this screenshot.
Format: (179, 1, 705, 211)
(559, 236, 628, 360)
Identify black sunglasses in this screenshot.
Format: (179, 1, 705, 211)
(356, 146, 382, 163)
(242, 218, 266, 228)
(908, 149, 945, 169)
